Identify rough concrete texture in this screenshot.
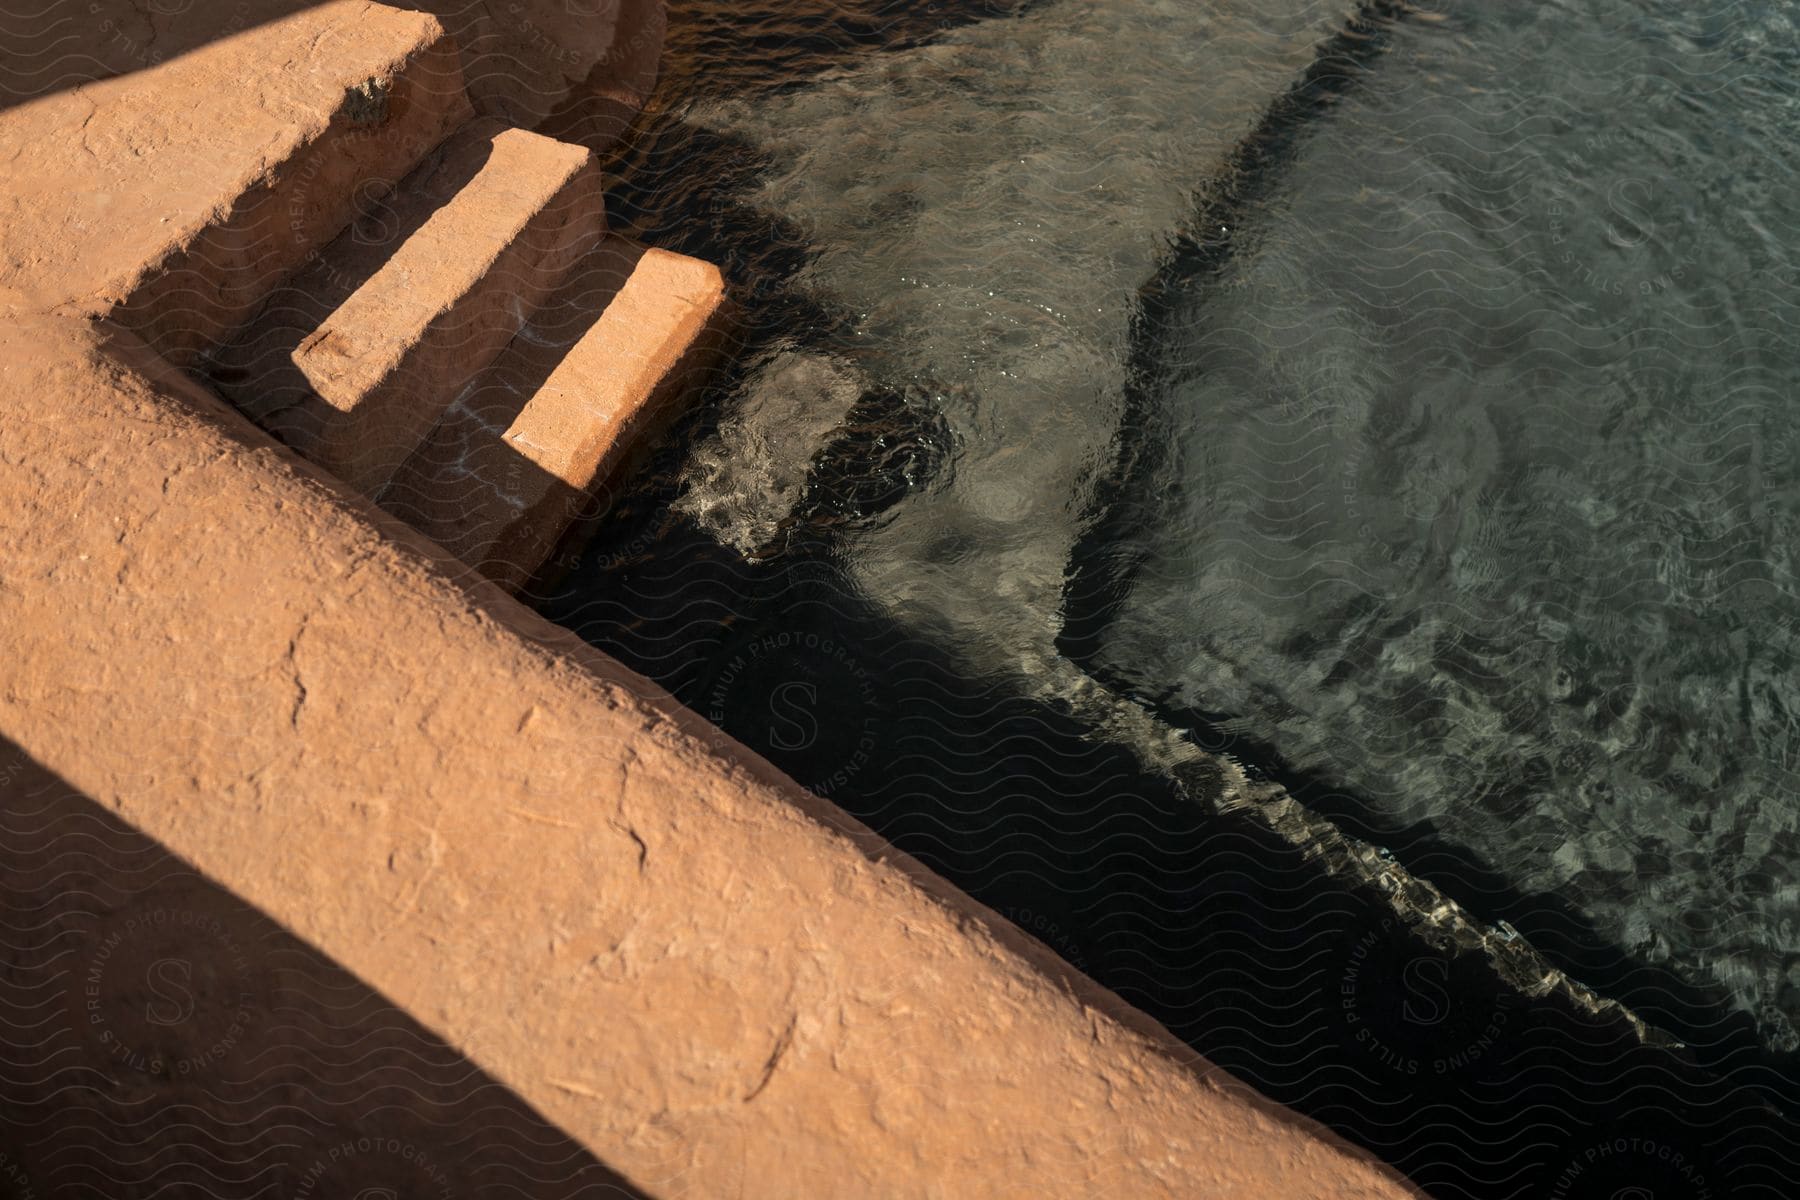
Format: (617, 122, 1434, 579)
(380, 240, 731, 590)
(1, 2, 474, 366)
(0, 313, 1423, 1198)
(2, 0, 668, 359)
(0, 739, 650, 1199)
(4, 0, 665, 135)
(207, 118, 606, 495)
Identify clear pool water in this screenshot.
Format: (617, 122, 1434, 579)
(655, 0, 1800, 1054)
(545, 0, 1800, 1187)
(1084, 0, 1800, 1053)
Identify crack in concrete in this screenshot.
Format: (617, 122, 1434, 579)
(608, 818, 648, 872)
(742, 1013, 796, 1103)
(285, 614, 312, 731)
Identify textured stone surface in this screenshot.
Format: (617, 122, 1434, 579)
(0, 740, 650, 1199)
(5, 0, 665, 136)
(0, 2, 473, 365)
(207, 119, 605, 495)
(0, 314, 1424, 1199)
(380, 240, 730, 589)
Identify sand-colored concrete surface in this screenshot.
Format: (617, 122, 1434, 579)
(1, 0, 668, 354)
(5, 0, 665, 135)
(379, 240, 731, 590)
(0, 738, 651, 1199)
(208, 118, 605, 494)
(0, 312, 1424, 1198)
(0, 2, 473, 365)
(0, 2, 1433, 1192)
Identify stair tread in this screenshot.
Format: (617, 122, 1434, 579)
(379, 241, 729, 589)
(2, 1, 469, 364)
(209, 120, 603, 494)
(0, 1, 450, 308)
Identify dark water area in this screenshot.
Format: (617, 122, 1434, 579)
(1076, 0, 1800, 1059)
(534, 0, 1800, 1192)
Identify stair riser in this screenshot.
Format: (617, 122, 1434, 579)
(379, 244, 731, 590)
(113, 38, 472, 369)
(512, 307, 736, 594)
(274, 155, 607, 496)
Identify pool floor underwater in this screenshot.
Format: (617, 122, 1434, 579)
(533, 0, 1800, 1193)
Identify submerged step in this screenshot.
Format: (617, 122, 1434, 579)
(378, 242, 730, 590)
(206, 121, 605, 496)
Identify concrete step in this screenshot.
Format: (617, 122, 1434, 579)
(205, 120, 605, 496)
(376, 241, 730, 591)
(86, 2, 475, 367)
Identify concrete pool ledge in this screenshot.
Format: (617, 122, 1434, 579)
(0, 1, 1425, 1193)
(0, 314, 1425, 1197)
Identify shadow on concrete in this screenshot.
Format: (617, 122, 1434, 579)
(2, 0, 312, 112)
(0, 737, 651, 1200)
(539, 465, 1800, 1200)
(1, 0, 661, 119)
(528, 4, 1800, 1191)
(5, 0, 1020, 118)
(373, 237, 733, 591)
